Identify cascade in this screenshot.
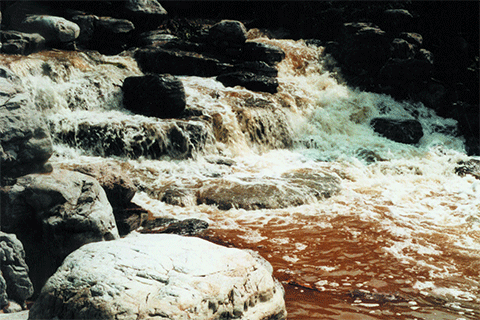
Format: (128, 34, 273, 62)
(3, 38, 479, 319)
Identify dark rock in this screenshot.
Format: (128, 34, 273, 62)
(0, 275, 7, 308)
(0, 76, 53, 178)
(137, 30, 178, 47)
(0, 31, 45, 55)
(17, 15, 80, 43)
(134, 46, 232, 76)
(122, 74, 186, 119)
(0, 170, 119, 295)
(141, 218, 209, 236)
(378, 58, 433, 85)
(381, 9, 414, 33)
(390, 38, 416, 60)
(208, 20, 247, 47)
(417, 48, 434, 64)
(455, 159, 480, 179)
(90, 16, 135, 54)
(242, 41, 286, 66)
(338, 23, 389, 75)
(233, 61, 278, 77)
(399, 32, 423, 48)
(371, 118, 424, 144)
(69, 14, 97, 46)
(0, 232, 34, 306)
(217, 72, 279, 94)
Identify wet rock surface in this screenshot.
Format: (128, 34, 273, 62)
(0, 72, 53, 179)
(197, 169, 341, 210)
(371, 118, 424, 145)
(29, 234, 286, 320)
(0, 170, 119, 296)
(122, 74, 186, 119)
(0, 232, 34, 308)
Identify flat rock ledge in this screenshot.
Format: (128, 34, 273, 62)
(28, 234, 286, 320)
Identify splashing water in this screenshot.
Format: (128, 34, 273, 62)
(4, 38, 479, 319)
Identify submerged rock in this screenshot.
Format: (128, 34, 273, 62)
(0, 232, 34, 308)
(29, 234, 287, 320)
(217, 71, 279, 93)
(0, 170, 119, 295)
(122, 74, 186, 119)
(371, 118, 424, 144)
(197, 169, 341, 210)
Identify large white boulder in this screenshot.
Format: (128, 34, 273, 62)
(29, 234, 286, 320)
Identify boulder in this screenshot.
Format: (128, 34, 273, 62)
(390, 38, 416, 60)
(17, 15, 80, 43)
(0, 232, 34, 307)
(0, 31, 45, 55)
(29, 234, 287, 320)
(378, 58, 433, 85)
(217, 72, 279, 94)
(381, 9, 414, 33)
(208, 20, 247, 47)
(197, 169, 341, 210)
(0, 75, 53, 178)
(58, 162, 137, 208)
(90, 16, 135, 54)
(136, 30, 178, 47)
(399, 32, 423, 48)
(141, 218, 209, 236)
(370, 118, 424, 144)
(69, 14, 97, 46)
(242, 41, 286, 66)
(0, 170, 119, 295)
(122, 74, 186, 118)
(124, 0, 168, 16)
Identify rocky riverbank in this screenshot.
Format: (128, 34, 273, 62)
(0, 1, 478, 318)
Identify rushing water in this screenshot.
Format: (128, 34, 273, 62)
(3, 38, 479, 319)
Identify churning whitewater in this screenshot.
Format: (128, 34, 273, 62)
(5, 38, 479, 319)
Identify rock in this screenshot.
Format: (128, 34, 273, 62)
(134, 46, 232, 76)
(371, 118, 424, 144)
(0, 232, 34, 306)
(217, 72, 279, 94)
(197, 169, 341, 210)
(1, 300, 24, 314)
(59, 162, 137, 208)
(417, 48, 434, 64)
(18, 15, 80, 43)
(124, 0, 168, 16)
(338, 22, 389, 75)
(233, 61, 278, 77)
(69, 14, 97, 46)
(136, 30, 178, 47)
(0, 31, 45, 55)
(90, 16, 135, 54)
(29, 234, 287, 320)
(0, 170, 119, 295)
(242, 41, 286, 65)
(378, 58, 433, 86)
(390, 38, 415, 60)
(51, 115, 212, 159)
(208, 20, 247, 47)
(0, 276, 7, 308)
(122, 74, 186, 118)
(0, 76, 53, 178)
(399, 32, 423, 48)
(455, 159, 480, 179)
(141, 218, 209, 236)
(382, 9, 414, 33)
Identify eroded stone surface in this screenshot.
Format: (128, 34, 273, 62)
(29, 234, 286, 320)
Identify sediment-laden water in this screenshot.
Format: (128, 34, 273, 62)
(4, 38, 479, 319)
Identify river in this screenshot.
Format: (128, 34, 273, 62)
(3, 38, 479, 319)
